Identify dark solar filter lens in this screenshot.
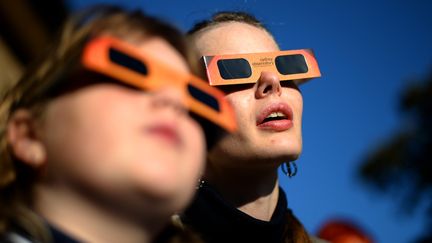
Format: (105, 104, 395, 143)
(187, 84, 220, 112)
(109, 47, 148, 75)
(275, 54, 308, 75)
(217, 58, 252, 79)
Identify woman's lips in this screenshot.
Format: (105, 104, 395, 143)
(256, 103, 294, 132)
(147, 124, 182, 146)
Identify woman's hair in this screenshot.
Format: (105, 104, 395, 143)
(0, 6, 201, 242)
(187, 11, 278, 50)
(187, 11, 311, 243)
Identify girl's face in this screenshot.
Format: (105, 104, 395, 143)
(194, 22, 303, 169)
(36, 37, 205, 212)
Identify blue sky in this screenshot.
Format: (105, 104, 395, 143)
(67, 1, 432, 242)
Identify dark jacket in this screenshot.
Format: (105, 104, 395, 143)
(181, 182, 328, 243)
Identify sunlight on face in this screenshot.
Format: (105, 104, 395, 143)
(194, 22, 303, 169)
(38, 37, 205, 212)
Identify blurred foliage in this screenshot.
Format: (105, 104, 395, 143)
(358, 68, 432, 242)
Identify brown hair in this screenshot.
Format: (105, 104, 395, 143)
(188, 11, 311, 243)
(0, 6, 201, 242)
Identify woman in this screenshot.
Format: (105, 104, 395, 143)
(181, 12, 325, 243)
(0, 7, 235, 243)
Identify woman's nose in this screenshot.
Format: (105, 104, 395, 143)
(151, 87, 187, 115)
(255, 71, 282, 99)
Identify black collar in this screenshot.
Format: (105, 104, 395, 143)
(182, 182, 292, 243)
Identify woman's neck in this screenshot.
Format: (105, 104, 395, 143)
(33, 184, 168, 243)
(204, 165, 280, 221)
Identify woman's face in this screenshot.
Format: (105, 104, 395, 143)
(194, 22, 303, 169)
(36, 37, 205, 212)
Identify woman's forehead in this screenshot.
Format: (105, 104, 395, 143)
(193, 22, 279, 56)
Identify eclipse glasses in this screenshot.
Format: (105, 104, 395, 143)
(202, 49, 321, 86)
(82, 36, 237, 132)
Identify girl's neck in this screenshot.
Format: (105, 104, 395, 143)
(33, 184, 168, 243)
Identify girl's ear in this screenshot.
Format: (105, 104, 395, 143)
(7, 109, 47, 168)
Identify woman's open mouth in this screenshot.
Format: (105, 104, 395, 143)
(256, 102, 294, 131)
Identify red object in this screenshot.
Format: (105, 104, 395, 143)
(317, 219, 374, 243)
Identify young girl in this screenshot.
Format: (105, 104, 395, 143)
(0, 6, 235, 243)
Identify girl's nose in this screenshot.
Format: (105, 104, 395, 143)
(151, 87, 187, 115)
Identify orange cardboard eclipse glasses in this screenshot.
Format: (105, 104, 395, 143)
(202, 49, 321, 86)
(82, 36, 237, 132)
